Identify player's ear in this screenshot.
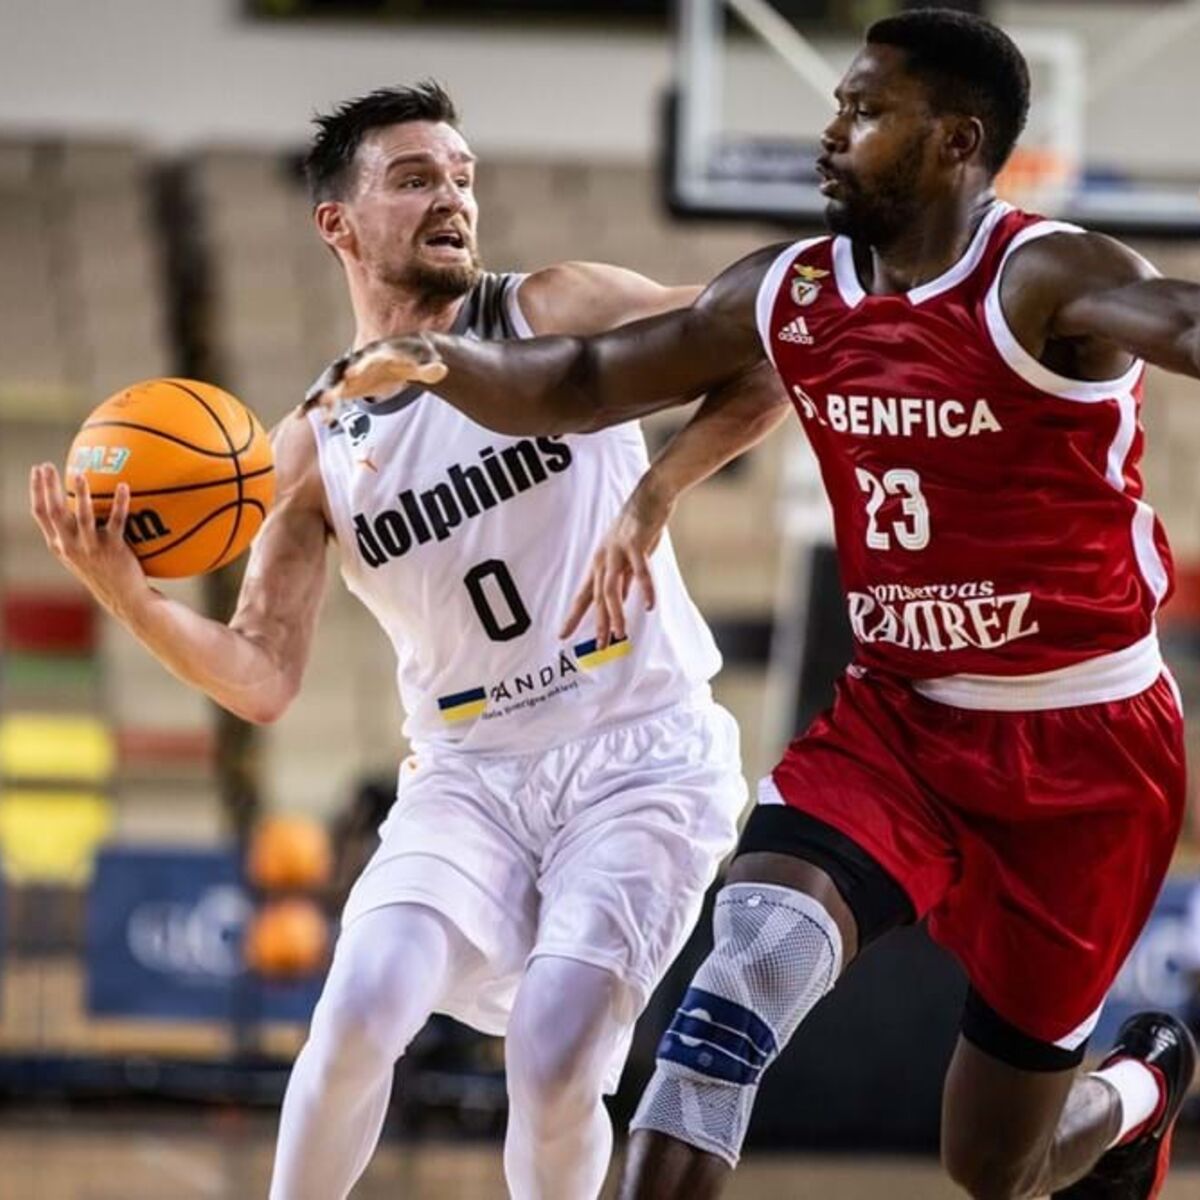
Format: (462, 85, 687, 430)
(315, 201, 354, 254)
(942, 115, 984, 168)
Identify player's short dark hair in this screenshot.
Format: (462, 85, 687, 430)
(303, 81, 460, 204)
(866, 8, 1030, 176)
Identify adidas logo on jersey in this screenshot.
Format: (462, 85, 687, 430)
(778, 317, 814, 345)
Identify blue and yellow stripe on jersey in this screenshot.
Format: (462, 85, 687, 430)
(574, 635, 632, 670)
(437, 686, 488, 723)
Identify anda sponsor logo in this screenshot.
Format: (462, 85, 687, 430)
(847, 579, 1039, 652)
(354, 436, 573, 568)
(795, 390, 1003, 438)
(482, 651, 582, 719)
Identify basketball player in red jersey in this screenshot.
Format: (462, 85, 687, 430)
(308, 10, 1198, 1197)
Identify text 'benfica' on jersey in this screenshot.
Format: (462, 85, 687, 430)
(757, 201, 1173, 710)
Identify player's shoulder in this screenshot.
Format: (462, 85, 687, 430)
(691, 240, 802, 327)
(517, 243, 793, 340)
(1004, 226, 1159, 295)
(270, 412, 326, 507)
(516, 260, 698, 336)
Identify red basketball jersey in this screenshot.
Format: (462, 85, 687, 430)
(758, 201, 1173, 708)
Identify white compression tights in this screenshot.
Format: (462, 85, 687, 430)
(503, 956, 633, 1199)
(269, 903, 475, 1200)
(269, 906, 634, 1200)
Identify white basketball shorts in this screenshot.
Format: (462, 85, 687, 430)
(340, 691, 746, 1051)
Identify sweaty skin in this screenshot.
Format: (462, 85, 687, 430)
(309, 222, 1193, 438)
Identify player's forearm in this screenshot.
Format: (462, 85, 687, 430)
(425, 331, 604, 435)
(641, 367, 791, 503)
(424, 306, 748, 435)
(1115, 280, 1200, 378)
(119, 587, 294, 724)
(1055, 277, 1200, 379)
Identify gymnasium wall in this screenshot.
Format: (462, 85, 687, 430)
(1, 1, 1196, 174)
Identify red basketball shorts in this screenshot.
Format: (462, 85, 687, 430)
(767, 667, 1187, 1047)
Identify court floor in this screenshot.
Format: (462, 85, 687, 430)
(3, 1114, 1199, 1199)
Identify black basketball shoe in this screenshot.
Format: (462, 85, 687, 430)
(1053, 1012, 1197, 1199)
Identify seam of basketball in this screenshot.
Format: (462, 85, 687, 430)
(81, 420, 241, 458)
(165, 380, 256, 454)
(164, 381, 248, 569)
(66, 463, 274, 502)
(136, 498, 267, 564)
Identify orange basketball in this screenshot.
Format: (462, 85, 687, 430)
(244, 897, 331, 979)
(246, 813, 334, 893)
(66, 377, 275, 578)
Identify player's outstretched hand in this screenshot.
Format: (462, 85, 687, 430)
(29, 465, 146, 616)
(559, 485, 670, 646)
(303, 335, 448, 421)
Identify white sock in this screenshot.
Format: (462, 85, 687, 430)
(503, 957, 635, 1200)
(268, 903, 477, 1200)
(1094, 1058, 1163, 1148)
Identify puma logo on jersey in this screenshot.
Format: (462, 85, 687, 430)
(353, 436, 574, 568)
(778, 317, 814, 345)
(817, 393, 1002, 438)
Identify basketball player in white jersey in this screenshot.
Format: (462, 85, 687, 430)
(29, 83, 789, 1199)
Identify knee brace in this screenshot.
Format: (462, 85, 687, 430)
(630, 883, 843, 1166)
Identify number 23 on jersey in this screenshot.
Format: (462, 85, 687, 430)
(855, 466, 930, 551)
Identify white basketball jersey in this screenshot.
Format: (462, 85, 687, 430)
(310, 272, 722, 754)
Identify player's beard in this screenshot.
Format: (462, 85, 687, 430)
(399, 247, 484, 301)
(383, 238, 484, 302)
(824, 139, 926, 249)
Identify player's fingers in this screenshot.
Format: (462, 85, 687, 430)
(559, 577, 594, 639)
(350, 337, 446, 397)
(614, 570, 636, 642)
(631, 545, 656, 611)
(42, 464, 72, 529)
(411, 359, 448, 386)
(385, 333, 444, 373)
(594, 562, 612, 649)
(303, 356, 348, 412)
(29, 465, 55, 543)
(109, 482, 131, 541)
(602, 552, 626, 643)
(36, 464, 75, 556)
(75, 474, 97, 547)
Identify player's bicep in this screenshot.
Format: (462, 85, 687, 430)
(578, 247, 778, 420)
(1055, 278, 1200, 377)
(1019, 232, 1200, 373)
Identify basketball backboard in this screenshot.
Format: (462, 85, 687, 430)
(666, 0, 1200, 237)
